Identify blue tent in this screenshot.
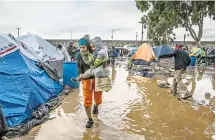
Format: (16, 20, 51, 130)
(127, 49, 137, 57)
(0, 35, 63, 127)
(153, 45, 173, 58)
(207, 48, 215, 56)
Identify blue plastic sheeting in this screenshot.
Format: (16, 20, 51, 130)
(153, 45, 173, 58)
(63, 62, 79, 88)
(132, 59, 150, 66)
(0, 51, 63, 127)
(207, 49, 215, 55)
(127, 49, 137, 57)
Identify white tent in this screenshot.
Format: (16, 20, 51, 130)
(17, 34, 64, 80)
(18, 34, 64, 61)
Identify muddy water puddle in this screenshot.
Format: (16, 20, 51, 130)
(17, 65, 215, 140)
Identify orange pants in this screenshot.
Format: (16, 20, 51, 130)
(82, 79, 102, 107)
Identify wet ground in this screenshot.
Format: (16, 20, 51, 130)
(16, 61, 215, 140)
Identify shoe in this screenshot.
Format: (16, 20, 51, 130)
(86, 118, 94, 128)
(92, 104, 98, 114)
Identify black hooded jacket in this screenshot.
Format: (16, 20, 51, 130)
(159, 49, 191, 70)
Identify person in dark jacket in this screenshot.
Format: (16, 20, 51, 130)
(67, 42, 77, 61)
(109, 46, 118, 65)
(76, 37, 103, 128)
(159, 49, 191, 99)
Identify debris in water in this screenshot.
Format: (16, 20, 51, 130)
(204, 122, 215, 136)
(157, 80, 171, 88)
(205, 93, 211, 100)
(144, 114, 150, 118)
(191, 100, 200, 110)
(48, 114, 56, 120)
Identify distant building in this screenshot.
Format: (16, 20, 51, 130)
(47, 39, 215, 49)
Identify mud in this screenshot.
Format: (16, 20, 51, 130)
(16, 64, 215, 140)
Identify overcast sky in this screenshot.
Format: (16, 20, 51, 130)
(0, 0, 215, 41)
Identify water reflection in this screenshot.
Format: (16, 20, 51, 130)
(110, 66, 116, 83)
(61, 89, 81, 114)
(123, 75, 214, 139)
(18, 64, 215, 140)
(197, 67, 206, 81)
(211, 72, 215, 90)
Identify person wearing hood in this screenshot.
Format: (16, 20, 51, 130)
(91, 37, 109, 66)
(72, 37, 109, 82)
(57, 44, 71, 62)
(75, 37, 105, 128)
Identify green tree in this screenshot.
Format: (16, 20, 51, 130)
(136, 1, 215, 47)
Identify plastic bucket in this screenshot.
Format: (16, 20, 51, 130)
(190, 56, 196, 66)
(63, 62, 79, 88)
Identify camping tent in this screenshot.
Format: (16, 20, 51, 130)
(127, 48, 137, 57)
(17, 35, 64, 80)
(131, 43, 156, 65)
(207, 48, 215, 56)
(0, 34, 63, 127)
(123, 44, 137, 51)
(153, 45, 173, 58)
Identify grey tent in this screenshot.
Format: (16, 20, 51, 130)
(17, 34, 64, 81)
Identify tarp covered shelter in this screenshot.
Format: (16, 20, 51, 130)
(207, 48, 215, 56)
(18, 34, 64, 81)
(0, 34, 63, 127)
(131, 43, 156, 65)
(153, 45, 173, 58)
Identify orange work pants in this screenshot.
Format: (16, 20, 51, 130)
(82, 79, 102, 107)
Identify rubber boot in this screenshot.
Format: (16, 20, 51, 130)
(86, 118, 94, 128)
(92, 104, 98, 114)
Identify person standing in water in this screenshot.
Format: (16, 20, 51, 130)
(159, 48, 191, 99)
(76, 37, 103, 128)
(109, 46, 118, 65)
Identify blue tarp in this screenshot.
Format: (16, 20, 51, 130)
(207, 49, 215, 56)
(0, 51, 63, 127)
(127, 49, 137, 57)
(153, 45, 173, 58)
(132, 59, 150, 65)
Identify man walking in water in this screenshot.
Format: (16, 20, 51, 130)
(109, 46, 118, 65)
(159, 48, 191, 99)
